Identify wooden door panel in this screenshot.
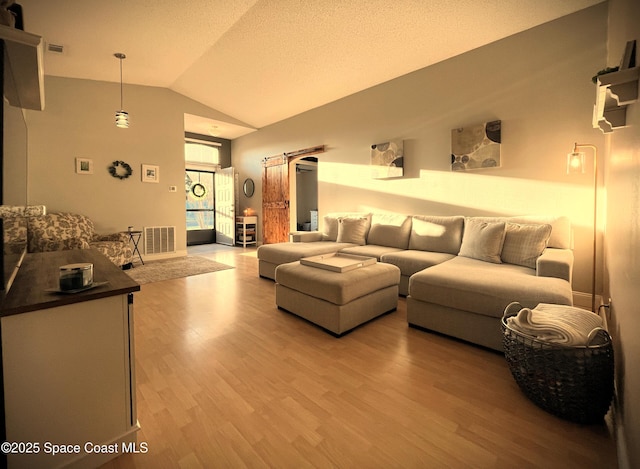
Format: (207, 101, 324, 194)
(262, 157, 289, 244)
(261, 147, 325, 245)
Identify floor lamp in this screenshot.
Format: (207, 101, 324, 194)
(566, 142, 598, 313)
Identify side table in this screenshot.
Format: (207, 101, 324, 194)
(123, 230, 144, 265)
(236, 216, 257, 247)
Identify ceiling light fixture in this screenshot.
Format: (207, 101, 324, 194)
(114, 52, 129, 128)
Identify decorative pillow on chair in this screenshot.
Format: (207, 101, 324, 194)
(336, 217, 369, 245)
(501, 223, 552, 269)
(458, 219, 506, 264)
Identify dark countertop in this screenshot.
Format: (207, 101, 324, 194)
(1, 249, 140, 317)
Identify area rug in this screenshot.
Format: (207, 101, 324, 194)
(125, 256, 234, 284)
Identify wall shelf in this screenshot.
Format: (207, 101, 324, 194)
(593, 66, 639, 133)
(0, 24, 45, 110)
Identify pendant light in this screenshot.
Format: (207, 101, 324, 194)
(114, 52, 129, 128)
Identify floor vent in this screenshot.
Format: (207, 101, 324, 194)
(144, 226, 176, 255)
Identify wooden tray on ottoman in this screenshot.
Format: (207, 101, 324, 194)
(300, 253, 376, 272)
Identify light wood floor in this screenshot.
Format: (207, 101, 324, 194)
(103, 245, 617, 469)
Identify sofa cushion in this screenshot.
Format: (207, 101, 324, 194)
(90, 240, 133, 267)
(31, 237, 91, 252)
(381, 250, 456, 276)
(339, 244, 403, 260)
(408, 256, 573, 319)
(2, 216, 27, 248)
(336, 217, 370, 245)
(366, 213, 412, 249)
(257, 241, 356, 265)
(0, 204, 46, 218)
(27, 212, 95, 253)
(409, 215, 464, 254)
(458, 219, 506, 264)
(501, 223, 552, 269)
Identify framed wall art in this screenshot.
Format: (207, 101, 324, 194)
(75, 157, 93, 175)
(371, 140, 404, 179)
(142, 164, 159, 183)
(451, 120, 501, 171)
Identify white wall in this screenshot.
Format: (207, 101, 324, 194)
(233, 4, 607, 296)
(604, 0, 640, 467)
(24, 77, 236, 257)
(295, 164, 318, 227)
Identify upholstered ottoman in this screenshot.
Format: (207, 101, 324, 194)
(275, 260, 400, 336)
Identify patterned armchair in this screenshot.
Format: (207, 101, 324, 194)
(0, 205, 46, 254)
(26, 212, 134, 267)
(0, 206, 133, 267)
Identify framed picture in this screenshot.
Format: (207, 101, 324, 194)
(142, 164, 159, 183)
(451, 120, 501, 171)
(371, 140, 404, 179)
(75, 158, 93, 174)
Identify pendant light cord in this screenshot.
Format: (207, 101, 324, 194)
(119, 57, 123, 109)
(114, 52, 126, 110)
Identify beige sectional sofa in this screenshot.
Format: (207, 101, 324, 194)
(257, 212, 574, 350)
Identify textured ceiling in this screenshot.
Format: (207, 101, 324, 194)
(19, 0, 602, 138)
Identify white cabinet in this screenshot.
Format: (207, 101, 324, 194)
(0, 24, 45, 110)
(0, 250, 140, 469)
(236, 216, 257, 247)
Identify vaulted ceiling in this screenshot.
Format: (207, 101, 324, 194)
(19, 0, 603, 138)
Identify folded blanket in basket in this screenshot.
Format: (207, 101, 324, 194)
(506, 303, 604, 346)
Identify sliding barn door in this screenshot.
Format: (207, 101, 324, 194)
(262, 155, 290, 244)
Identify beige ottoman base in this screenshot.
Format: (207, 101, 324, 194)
(276, 283, 398, 336)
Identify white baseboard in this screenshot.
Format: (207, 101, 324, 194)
(140, 250, 188, 262)
(611, 388, 631, 469)
(571, 291, 603, 310)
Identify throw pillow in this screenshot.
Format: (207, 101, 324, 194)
(322, 215, 340, 241)
(501, 223, 552, 269)
(336, 217, 369, 245)
(458, 219, 506, 264)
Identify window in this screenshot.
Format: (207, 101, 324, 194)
(185, 142, 219, 165)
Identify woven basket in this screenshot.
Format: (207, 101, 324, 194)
(501, 303, 614, 424)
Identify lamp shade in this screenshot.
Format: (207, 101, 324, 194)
(115, 110, 129, 128)
(567, 151, 585, 174)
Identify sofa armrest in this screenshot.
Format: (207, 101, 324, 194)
(290, 231, 323, 242)
(536, 248, 573, 282)
(95, 232, 130, 244)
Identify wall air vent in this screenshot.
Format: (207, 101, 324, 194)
(47, 43, 64, 53)
(144, 226, 176, 255)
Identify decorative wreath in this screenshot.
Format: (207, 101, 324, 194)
(108, 160, 133, 179)
(191, 183, 207, 198)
